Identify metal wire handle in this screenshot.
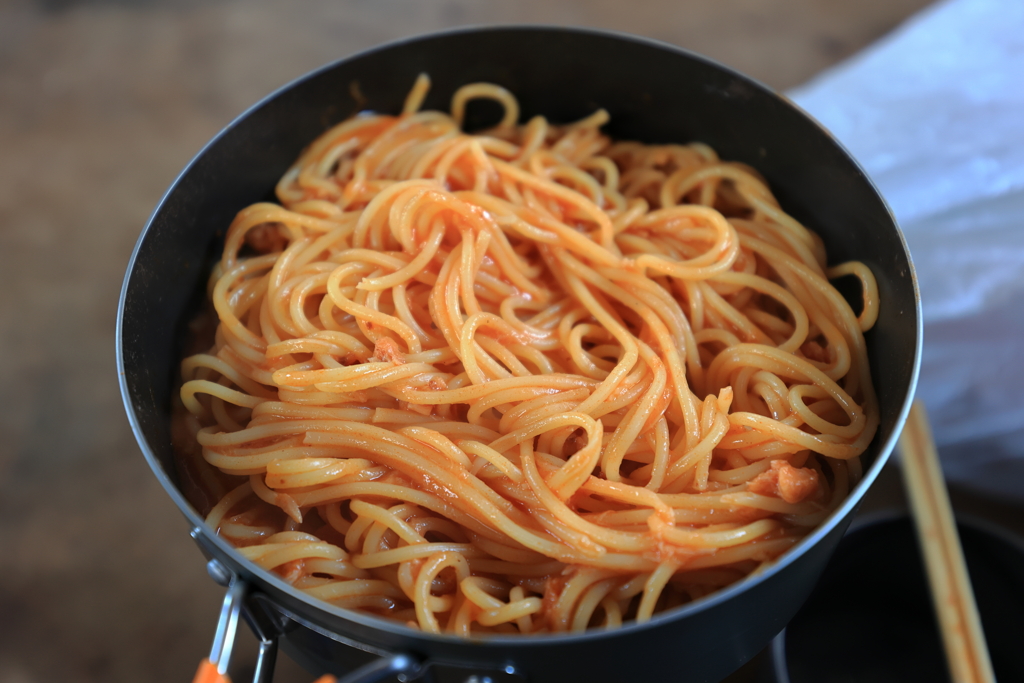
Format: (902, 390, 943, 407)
(195, 558, 422, 683)
(192, 559, 278, 683)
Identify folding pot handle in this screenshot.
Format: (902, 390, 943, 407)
(192, 562, 278, 683)
(194, 557, 422, 683)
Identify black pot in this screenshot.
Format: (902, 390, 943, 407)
(117, 26, 921, 683)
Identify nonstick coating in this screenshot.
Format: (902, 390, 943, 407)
(118, 26, 921, 683)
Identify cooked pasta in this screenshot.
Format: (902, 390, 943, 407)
(175, 74, 879, 635)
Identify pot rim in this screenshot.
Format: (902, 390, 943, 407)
(116, 23, 923, 647)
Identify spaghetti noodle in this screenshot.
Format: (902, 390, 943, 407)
(176, 75, 879, 635)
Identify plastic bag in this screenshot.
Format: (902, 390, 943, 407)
(787, 0, 1024, 500)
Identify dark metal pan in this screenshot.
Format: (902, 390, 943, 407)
(117, 25, 921, 683)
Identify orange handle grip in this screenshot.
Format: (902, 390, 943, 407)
(191, 656, 338, 683)
(192, 658, 231, 683)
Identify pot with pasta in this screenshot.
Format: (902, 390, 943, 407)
(118, 26, 920, 683)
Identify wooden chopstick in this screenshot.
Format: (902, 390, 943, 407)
(899, 401, 996, 683)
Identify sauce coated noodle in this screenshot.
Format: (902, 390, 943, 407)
(176, 75, 878, 635)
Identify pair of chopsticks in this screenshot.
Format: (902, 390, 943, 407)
(900, 401, 997, 683)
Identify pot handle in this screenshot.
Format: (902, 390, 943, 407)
(192, 567, 277, 683)
(193, 558, 422, 683)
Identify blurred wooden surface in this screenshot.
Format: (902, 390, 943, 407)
(0, 0, 955, 680)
